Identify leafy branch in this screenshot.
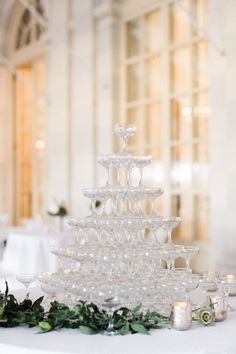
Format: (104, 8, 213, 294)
(0, 283, 170, 335)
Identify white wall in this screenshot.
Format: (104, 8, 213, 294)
(209, 0, 236, 271)
(45, 0, 70, 210)
(70, 0, 96, 216)
(0, 68, 13, 221)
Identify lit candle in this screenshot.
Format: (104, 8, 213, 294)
(172, 301, 192, 330)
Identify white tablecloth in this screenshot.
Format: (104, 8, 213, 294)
(0, 228, 76, 289)
(0, 288, 235, 354)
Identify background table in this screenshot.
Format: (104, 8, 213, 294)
(0, 228, 76, 290)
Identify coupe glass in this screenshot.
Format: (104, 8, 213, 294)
(135, 157, 151, 186)
(218, 274, 236, 296)
(41, 283, 60, 309)
(181, 246, 199, 271)
(218, 274, 236, 311)
(199, 272, 219, 301)
(16, 273, 37, 298)
(97, 287, 121, 336)
(161, 217, 181, 246)
(114, 123, 136, 154)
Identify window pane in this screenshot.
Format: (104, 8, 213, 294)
(127, 63, 141, 102)
(170, 0, 192, 44)
(145, 10, 162, 53)
(145, 56, 162, 98)
(126, 18, 142, 58)
(193, 41, 209, 87)
(171, 96, 192, 140)
(193, 92, 210, 138)
(145, 103, 162, 146)
(171, 194, 192, 240)
(193, 195, 209, 239)
(170, 47, 192, 93)
(193, 143, 209, 189)
(127, 107, 142, 148)
(171, 145, 192, 188)
(193, 0, 208, 30)
(144, 147, 164, 186)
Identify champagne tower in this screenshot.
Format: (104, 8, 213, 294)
(40, 124, 199, 313)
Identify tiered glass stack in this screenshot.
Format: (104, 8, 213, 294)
(39, 125, 200, 315)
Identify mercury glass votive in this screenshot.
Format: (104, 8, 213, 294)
(172, 301, 192, 330)
(208, 294, 228, 322)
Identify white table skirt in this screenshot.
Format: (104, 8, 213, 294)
(0, 289, 235, 354)
(0, 229, 76, 289)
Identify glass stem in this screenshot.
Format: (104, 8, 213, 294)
(106, 168, 110, 186)
(127, 168, 131, 185)
(107, 312, 114, 331)
(25, 285, 29, 299)
(186, 258, 190, 271)
(123, 138, 128, 154)
(167, 261, 171, 271)
(117, 169, 121, 186)
(139, 168, 143, 186)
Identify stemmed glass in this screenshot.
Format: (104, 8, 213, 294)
(97, 156, 112, 186)
(218, 275, 236, 312)
(135, 157, 151, 186)
(162, 247, 181, 271)
(41, 283, 60, 309)
(161, 217, 181, 246)
(199, 272, 219, 303)
(104, 159, 112, 187)
(114, 124, 136, 154)
(149, 192, 158, 216)
(218, 274, 236, 297)
(97, 287, 121, 336)
(181, 246, 199, 272)
(16, 273, 37, 298)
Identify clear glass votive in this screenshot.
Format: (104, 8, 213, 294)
(171, 301, 192, 330)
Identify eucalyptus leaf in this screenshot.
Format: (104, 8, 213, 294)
(130, 322, 149, 335)
(79, 325, 98, 335)
(132, 304, 142, 313)
(39, 321, 52, 332)
(119, 323, 130, 335)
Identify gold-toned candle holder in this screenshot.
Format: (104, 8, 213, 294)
(172, 301, 192, 330)
(208, 294, 228, 322)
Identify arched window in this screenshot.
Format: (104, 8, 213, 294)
(15, 0, 45, 50)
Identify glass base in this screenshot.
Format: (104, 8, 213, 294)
(101, 328, 119, 336)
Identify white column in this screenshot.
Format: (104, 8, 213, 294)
(46, 0, 70, 209)
(0, 67, 13, 222)
(209, 0, 236, 270)
(69, 0, 96, 216)
(94, 0, 121, 186)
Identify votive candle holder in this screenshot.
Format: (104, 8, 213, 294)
(172, 301, 192, 331)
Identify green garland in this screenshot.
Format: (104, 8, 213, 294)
(0, 283, 214, 335)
